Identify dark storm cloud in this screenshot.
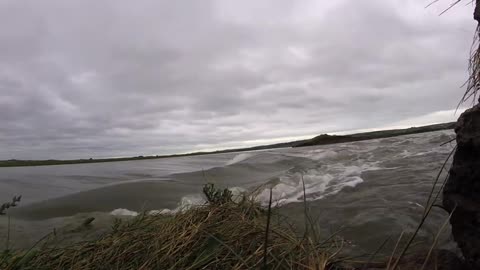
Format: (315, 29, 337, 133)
(0, 0, 475, 159)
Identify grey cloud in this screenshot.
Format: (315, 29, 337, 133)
(0, 0, 475, 159)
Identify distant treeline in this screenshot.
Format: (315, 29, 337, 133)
(0, 141, 306, 168)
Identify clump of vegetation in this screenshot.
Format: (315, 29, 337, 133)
(202, 183, 234, 205)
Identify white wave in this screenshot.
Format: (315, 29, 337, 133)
(256, 171, 336, 205)
(396, 146, 452, 158)
(255, 162, 381, 206)
(396, 149, 436, 158)
(229, 186, 248, 202)
(327, 163, 382, 176)
(397, 150, 413, 158)
(109, 195, 207, 217)
(408, 201, 425, 209)
(341, 176, 363, 187)
(110, 208, 139, 216)
(149, 186, 247, 215)
(156, 194, 206, 215)
(225, 153, 255, 165)
(286, 149, 338, 161)
(308, 149, 339, 160)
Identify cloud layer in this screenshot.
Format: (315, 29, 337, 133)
(0, 0, 474, 159)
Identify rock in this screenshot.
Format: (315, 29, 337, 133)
(443, 103, 480, 269)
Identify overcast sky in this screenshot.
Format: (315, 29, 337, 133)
(0, 0, 475, 159)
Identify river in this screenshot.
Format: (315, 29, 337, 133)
(0, 130, 457, 254)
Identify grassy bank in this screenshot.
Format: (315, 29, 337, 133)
(1, 189, 347, 269)
(0, 183, 461, 270)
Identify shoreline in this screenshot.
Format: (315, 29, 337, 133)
(0, 122, 455, 168)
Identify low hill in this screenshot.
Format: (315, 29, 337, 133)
(294, 122, 456, 148)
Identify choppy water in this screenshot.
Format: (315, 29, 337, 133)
(0, 130, 457, 254)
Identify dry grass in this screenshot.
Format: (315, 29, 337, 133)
(456, 0, 480, 106)
(464, 0, 480, 106)
(462, 23, 480, 106)
(427, 0, 480, 106)
(0, 194, 346, 270)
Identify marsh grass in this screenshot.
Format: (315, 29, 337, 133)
(0, 185, 347, 270)
(426, 0, 480, 106)
(0, 176, 454, 270)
